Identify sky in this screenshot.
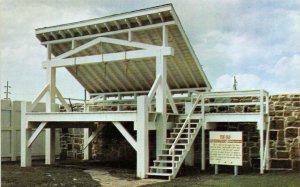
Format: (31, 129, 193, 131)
(0, 0, 299, 101)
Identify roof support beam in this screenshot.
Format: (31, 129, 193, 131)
(43, 48, 174, 68)
(169, 32, 199, 87)
(53, 36, 164, 60)
(40, 21, 176, 45)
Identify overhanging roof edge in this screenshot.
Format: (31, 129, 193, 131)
(35, 4, 173, 34)
(169, 7, 212, 90)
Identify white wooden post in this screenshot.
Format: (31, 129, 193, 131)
(21, 102, 32, 167)
(185, 102, 194, 166)
(201, 94, 206, 170)
(155, 26, 168, 155)
(83, 128, 90, 160)
(136, 96, 149, 178)
(259, 90, 264, 174)
(83, 104, 90, 160)
(11, 101, 17, 161)
(45, 44, 56, 165)
(155, 53, 167, 155)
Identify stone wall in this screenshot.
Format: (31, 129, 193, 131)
(61, 94, 300, 171)
(60, 129, 84, 160)
(268, 94, 300, 170)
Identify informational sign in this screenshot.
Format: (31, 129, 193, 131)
(209, 131, 243, 166)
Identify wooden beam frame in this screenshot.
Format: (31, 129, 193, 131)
(43, 48, 174, 68)
(51, 36, 165, 61)
(39, 21, 176, 45)
(166, 84, 178, 114)
(55, 87, 72, 112)
(30, 84, 49, 112)
(113, 122, 137, 151)
(83, 126, 104, 150)
(148, 75, 161, 102)
(27, 122, 47, 147)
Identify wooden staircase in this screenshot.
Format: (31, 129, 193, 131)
(148, 94, 203, 180)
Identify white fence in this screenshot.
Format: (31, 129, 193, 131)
(1, 100, 60, 161)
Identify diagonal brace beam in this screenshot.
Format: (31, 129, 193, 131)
(148, 74, 162, 103)
(30, 84, 49, 112)
(55, 87, 72, 112)
(113, 122, 137, 151)
(166, 84, 179, 114)
(83, 126, 104, 150)
(27, 122, 47, 147)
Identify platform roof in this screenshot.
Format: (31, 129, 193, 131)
(35, 4, 211, 94)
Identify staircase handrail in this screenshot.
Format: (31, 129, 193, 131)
(168, 93, 202, 155)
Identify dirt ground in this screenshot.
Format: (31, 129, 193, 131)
(1, 160, 300, 187)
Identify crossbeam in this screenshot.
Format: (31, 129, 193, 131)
(43, 48, 173, 68)
(113, 122, 137, 151)
(27, 122, 47, 147)
(53, 36, 164, 60)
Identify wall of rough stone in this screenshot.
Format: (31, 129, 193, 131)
(61, 94, 300, 171)
(268, 94, 300, 170)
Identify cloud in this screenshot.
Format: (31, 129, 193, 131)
(1, 0, 299, 100)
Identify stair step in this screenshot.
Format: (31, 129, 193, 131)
(147, 172, 172, 176)
(150, 166, 174, 170)
(176, 122, 198, 125)
(170, 132, 195, 135)
(162, 148, 184, 151)
(153, 160, 179, 163)
(158, 154, 181, 157)
(167, 137, 189, 140)
(173, 128, 196, 130)
(165, 143, 187, 145)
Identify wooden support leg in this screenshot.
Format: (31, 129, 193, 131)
(11, 101, 17, 161)
(136, 96, 149, 179)
(259, 127, 264, 174)
(201, 126, 205, 170)
(21, 102, 32, 167)
(83, 128, 90, 160)
(155, 54, 167, 156)
(45, 128, 56, 165)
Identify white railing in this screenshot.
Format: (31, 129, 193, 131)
(168, 94, 202, 173)
(194, 89, 269, 115)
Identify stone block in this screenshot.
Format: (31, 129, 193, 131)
(269, 111, 275, 116)
(270, 95, 279, 101)
(287, 121, 300, 127)
(293, 102, 300, 107)
(276, 151, 290, 159)
(276, 146, 287, 151)
(291, 146, 300, 158)
(292, 159, 300, 171)
(285, 127, 299, 139)
(269, 130, 278, 140)
(284, 111, 292, 116)
(275, 105, 284, 110)
(271, 159, 292, 169)
(271, 120, 284, 129)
